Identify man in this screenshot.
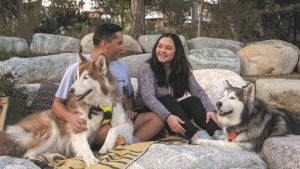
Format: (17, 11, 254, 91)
(52, 23, 164, 144)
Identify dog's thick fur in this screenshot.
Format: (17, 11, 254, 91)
(0, 51, 134, 166)
(192, 81, 300, 151)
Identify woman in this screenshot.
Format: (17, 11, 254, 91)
(135, 33, 224, 142)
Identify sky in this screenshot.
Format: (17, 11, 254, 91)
(42, 0, 95, 11)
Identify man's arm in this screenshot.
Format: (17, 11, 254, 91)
(52, 98, 87, 133)
(123, 93, 134, 111)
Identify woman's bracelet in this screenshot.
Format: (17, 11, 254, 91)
(165, 113, 171, 121)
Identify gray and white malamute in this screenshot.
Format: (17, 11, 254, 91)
(0, 51, 134, 166)
(193, 80, 300, 151)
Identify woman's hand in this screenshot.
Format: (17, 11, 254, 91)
(206, 111, 219, 124)
(69, 113, 87, 134)
(166, 114, 186, 135)
(127, 111, 138, 120)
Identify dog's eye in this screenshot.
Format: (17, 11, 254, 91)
(83, 76, 89, 80)
(230, 97, 235, 99)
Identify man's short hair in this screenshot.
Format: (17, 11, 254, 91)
(93, 23, 123, 47)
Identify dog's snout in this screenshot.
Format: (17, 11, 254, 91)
(69, 88, 75, 94)
(216, 101, 222, 108)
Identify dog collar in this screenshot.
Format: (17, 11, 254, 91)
(89, 105, 113, 125)
(100, 105, 113, 125)
(228, 132, 239, 141)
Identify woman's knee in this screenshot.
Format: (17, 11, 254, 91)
(148, 112, 164, 127)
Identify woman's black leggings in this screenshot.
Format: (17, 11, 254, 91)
(158, 95, 220, 138)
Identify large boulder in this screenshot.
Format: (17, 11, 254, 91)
(262, 135, 300, 169)
(188, 48, 240, 74)
(138, 34, 189, 54)
(0, 53, 77, 83)
(256, 79, 300, 115)
(189, 69, 246, 109)
(0, 36, 29, 53)
(128, 144, 266, 169)
(0, 156, 40, 169)
(249, 39, 300, 73)
(238, 44, 298, 76)
(122, 54, 151, 77)
(187, 37, 244, 53)
(80, 33, 94, 53)
(30, 33, 80, 54)
(80, 33, 143, 57)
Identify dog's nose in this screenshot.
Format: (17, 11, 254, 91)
(216, 101, 222, 108)
(69, 88, 75, 94)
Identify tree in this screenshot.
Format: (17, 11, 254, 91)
(197, 0, 204, 37)
(131, 0, 145, 39)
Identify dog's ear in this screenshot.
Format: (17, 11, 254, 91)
(77, 46, 86, 64)
(242, 82, 255, 99)
(225, 80, 233, 88)
(95, 54, 108, 74)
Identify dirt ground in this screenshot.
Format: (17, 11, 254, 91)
(242, 72, 300, 82)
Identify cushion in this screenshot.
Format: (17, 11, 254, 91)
(26, 81, 59, 114)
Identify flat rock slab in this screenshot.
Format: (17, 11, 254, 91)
(128, 144, 266, 169)
(262, 135, 300, 169)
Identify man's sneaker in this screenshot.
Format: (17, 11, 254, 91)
(189, 130, 213, 144)
(212, 130, 225, 140)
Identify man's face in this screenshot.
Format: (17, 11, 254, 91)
(106, 31, 124, 61)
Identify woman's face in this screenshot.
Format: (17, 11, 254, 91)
(156, 37, 176, 63)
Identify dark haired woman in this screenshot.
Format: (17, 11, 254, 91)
(135, 33, 224, 142)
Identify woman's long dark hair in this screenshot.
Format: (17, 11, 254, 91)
(148, 33, 191, 98)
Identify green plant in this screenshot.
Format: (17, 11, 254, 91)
(0, 69, 28, 99)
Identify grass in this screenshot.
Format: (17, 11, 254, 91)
(0, 50, 48, 61)
(242, 72, 300, 81)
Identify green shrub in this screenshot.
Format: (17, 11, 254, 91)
(0, 69, 28, 99)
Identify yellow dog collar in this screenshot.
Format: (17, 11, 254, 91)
(89, 105, 113, 125)
(100, 105, 113, 125)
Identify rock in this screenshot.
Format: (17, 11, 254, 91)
(0, 156, 40, 169)
(0, 36, 29, 53)
(262, 135, 300, 169)
(121, 35, 143, 57)
(138, 34, 189, 54)
(187, 37, 244, 53)
(80, 33, 94, 53)
(121, 54, 151, 77)
(178, 69, 246, 109)
(188, 48, 240, 74)
(249, 39, 300, 73)
(80, 33, 143, 57)
(0, 53, 77, 83)
(26, 83, 41, 106)
(128, 144, 266, 169)
(256, 79, 300, 115)
(238, 44, 298, 76)
(30, 33, 80, 54)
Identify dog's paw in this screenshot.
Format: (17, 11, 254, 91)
(99, 143, 114, 155)
(83, 155, 99, 166)
(189, 138, 212, 145)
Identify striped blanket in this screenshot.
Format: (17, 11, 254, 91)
(29, 136, 187, 169)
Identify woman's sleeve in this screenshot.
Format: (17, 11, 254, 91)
(188, 73, 215, 112)
(138, 64, 170, 120)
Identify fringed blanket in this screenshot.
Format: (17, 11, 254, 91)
(29, 136, 188, 169)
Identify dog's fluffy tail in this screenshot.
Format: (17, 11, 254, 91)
(0, 131, 26, 157)
(281, 108, 300, 135)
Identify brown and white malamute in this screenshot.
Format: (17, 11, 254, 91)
(192, 80, 300, 151)
(0, 51, 134, 166)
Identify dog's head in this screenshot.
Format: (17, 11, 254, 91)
(70, 50, 118, 106)
(216, 80, 255, 126)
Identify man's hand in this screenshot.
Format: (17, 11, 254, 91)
(206, 111, 218, 124)
(166, 114, 186, 135)
(69, 113, 87, 134)
(127, 111, 138, 120)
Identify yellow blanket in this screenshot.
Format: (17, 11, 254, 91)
(29, 136, 188, 169)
